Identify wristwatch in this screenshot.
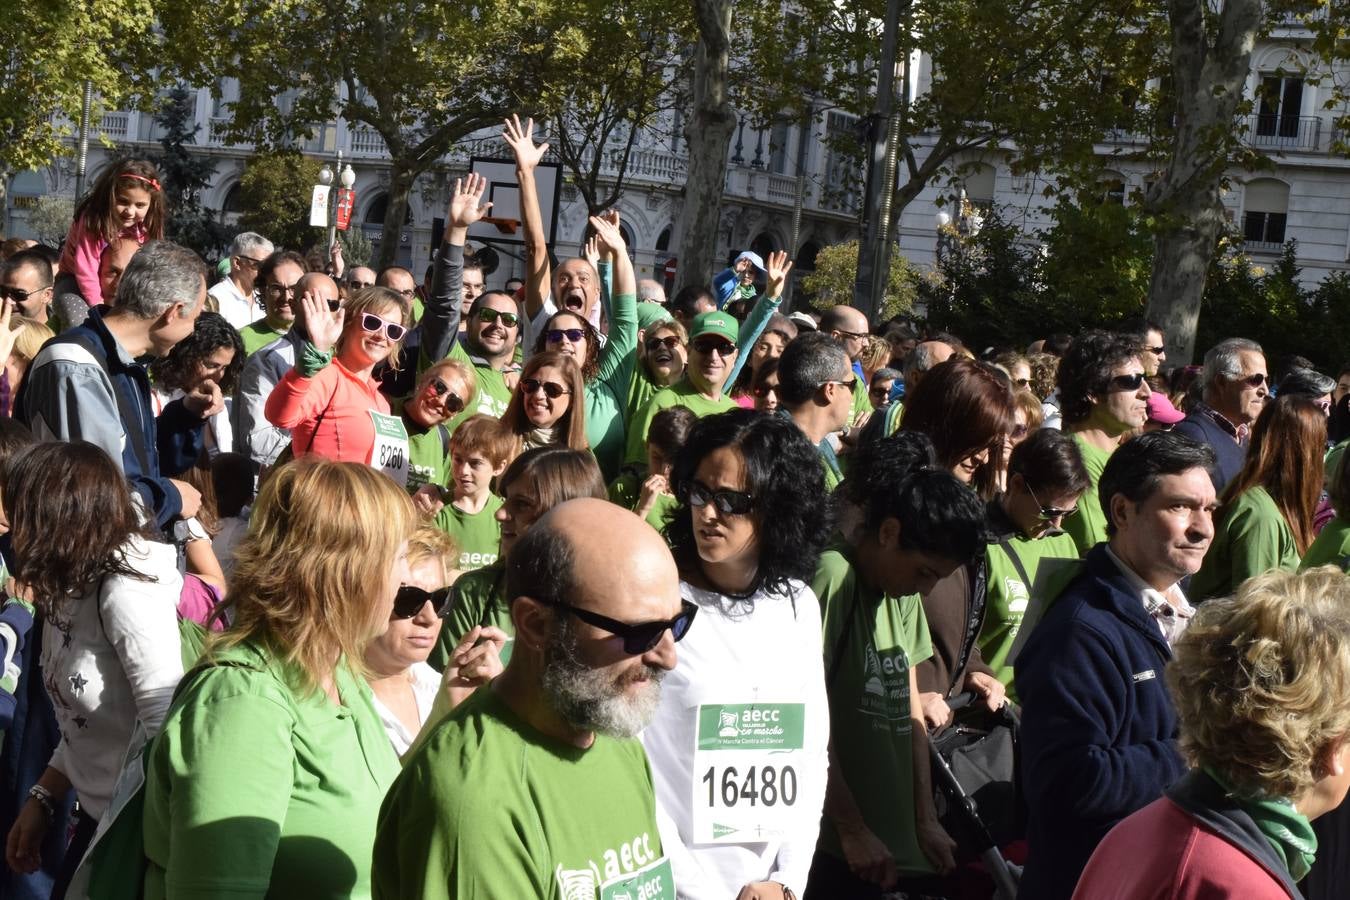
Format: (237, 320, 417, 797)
(27, 783, 55, 821)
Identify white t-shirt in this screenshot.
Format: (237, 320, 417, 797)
(209, 277, 260, 331)
(640, 578, 830, 899)
(369, 662, 442, 756)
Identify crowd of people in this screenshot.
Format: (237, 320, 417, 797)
(0, 116, 1347, 900)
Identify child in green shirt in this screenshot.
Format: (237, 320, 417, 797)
(608, 405, 697, 532)
(435, 414, 513, 571)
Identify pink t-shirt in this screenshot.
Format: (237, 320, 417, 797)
(58, 218, 149, 306)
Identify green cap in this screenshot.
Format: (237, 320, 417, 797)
(636, 302, 673, 332)
(689, 310, 738, 343)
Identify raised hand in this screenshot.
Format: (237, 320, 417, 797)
(588, 214, 627, 258)
(765, 249, 793, 298)
(583, 234, 601, 269)
(329, 240, 345, 279)
(302, 291, 345, 353)
(501, 114, 548, 172)
(448, 173, 493, 230)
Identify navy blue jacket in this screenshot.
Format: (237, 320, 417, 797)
(16, 307, 183, 532)
(1173, 409, 1246, 493)
(1015, 545, 1186, 900)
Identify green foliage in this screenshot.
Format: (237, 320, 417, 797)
(236, 150, 323, 254)
(25, 196, 74, 246)
(1036, 199, 1155, 329)
(800, 240, 917, 320)
(154, 86, 231, 258)
(336, 227, 372, 269)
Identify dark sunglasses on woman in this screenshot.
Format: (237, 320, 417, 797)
(392, 585, 453, 619)
(547, 328, 586, 343)
(521, 378, 571, 399)
(681, 480, 755, 516)
(428, 377, 466, 414)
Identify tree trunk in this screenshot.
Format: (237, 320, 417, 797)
(378, 165, 416, 270)
(0, 172, 8, 240)
(675, 0, 735, 294)
(1144, 0, 1262, 365)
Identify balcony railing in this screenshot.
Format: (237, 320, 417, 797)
(1243, 115, 1324, 152)
(99, 113, 128, 141)
(350, 127, 388, 156)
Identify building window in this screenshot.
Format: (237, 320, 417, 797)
(1099, 171, 1126, 205)
(1257, 75, 1304, 138)
(1242, 178, 1290, 246)
(962, 163, 996, 213)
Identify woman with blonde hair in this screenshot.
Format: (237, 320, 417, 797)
(265, 287, 413, 478)
(141, 459, 417, 898)
(364, 525, 461, 756)
(1074, 566, 1350, 898)
(0, 303, 54, 417)
(498, 349, 587, 457)
(1191, 395, 1326, 601)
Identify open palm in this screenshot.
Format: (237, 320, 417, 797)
(449, 173, 492, 229)
(502, 114, 548, 171)
(765, 250, 794, 298)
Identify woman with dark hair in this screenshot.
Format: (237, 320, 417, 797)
(730, 313, 797, 408)
(1304, 446, 1350, 571)
(2, 443, 183, 896)
(900, 356, 1016, 501)
(426, 446, 607, 694)
(806, 431, 986, 897)
(641, 408, 832, 899)
(979, 428, 1090, 696)
(751, 356, 782, 414)
(498, 350, 588, 457)
(530, 214, 637, 478)
(1191, 395, 1326, 601)
(152, 310, 245, 469)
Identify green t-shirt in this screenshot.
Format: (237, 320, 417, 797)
(1191, 486, 1300, 601)
(1063, 434, 1112, 556)
(435, 494, 503, 571)
(447, 341, 513, 426)
(811, 547, 934, 875)
(1302, 516, 1350, 571)
(607, 471, 679, 532)
(239, 321, 287, 358)
(404, 416, 449, 494)
(372, 686, 673, 900)
(625, 366, 664, 435)
(428, 563, 510, 671)
(142, 639, 400, 900)
(624, 379, 736, 464)
(979, 530, 1079, 699)
(583, 292, 638, 481)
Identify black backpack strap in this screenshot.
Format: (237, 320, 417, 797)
(438, 422, 451, 458)
(949, 557, 988, 696)
(998, 538, 1034, 589)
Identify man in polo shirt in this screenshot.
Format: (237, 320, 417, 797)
(1172, 337, 1267, 492)
(209, 232, 274, 330)
(373, 499, 687, 900)
(625, 310, 740, 463)
(778, 332, 856, 490)
(239, 251, 307, 357)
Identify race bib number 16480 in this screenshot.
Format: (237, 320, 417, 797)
(690, 701, 807, 844)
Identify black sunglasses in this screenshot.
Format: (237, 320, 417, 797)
(683, 480, 755, 516)
(1108, 372, 1146, 392)
(326, 298, 341, 312)
(752, 382, 779, 399)
(819, 377, 857, 395)
(691, 337, 736, 357)
(547, 328, 586, 343)
(428, 376, 466, 413)
(392, 585, 453, 619)
(521, 378, 571, 399)
(1026, 483, 1079, 521)
(0, 285, 50, 302)
(645, 335, 681, 352)
(477, 307, 520, 328)
(550, 597, 698, 655)
(1236, 372, 1267, 387)
(1146, 345, 1165, 355)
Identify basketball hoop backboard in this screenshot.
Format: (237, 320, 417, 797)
(468, 156, 562, 248)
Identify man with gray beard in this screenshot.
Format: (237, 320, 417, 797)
(373, 499, 694, 899)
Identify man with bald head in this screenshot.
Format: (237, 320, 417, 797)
(347, 265, 377, 293)
(98, 237, 142, 311)
(374, 499, 691, 900)
(233, 271, 341, 470)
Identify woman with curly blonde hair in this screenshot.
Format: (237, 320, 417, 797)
(1073, 567, 1350, 899)
(141, 459, 417, 898)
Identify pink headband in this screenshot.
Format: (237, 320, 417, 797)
(120, 173, 162, 192)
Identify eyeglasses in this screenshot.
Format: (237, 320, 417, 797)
(1236, 372, 1268, 388)
(326, 298, 341, 312)
(691, 337, 736, 358)
(265, 283, 298, 298)
(683, 479, 755, 516)
(546, 597, 698, 655)
(427, 376, 466, 413)
(1010, 423, 1029, 439)
(476, 307, 520, 329)
(645, 335, 681, 352)
(752, 382, 780, 399)
(393, 288, 417, 299)
(1146, 345, 1166, 355)
(835, 329, 869, 341)
(349, 279, 375, 290)
(392, 585, 453, 619)
(1013, 378, 1030, 389)
(360, 312, 408, 342)
(1026, 483, 1078, 521)
(0, 285, 50, 302)
(819, 377, 857, 394)
(1108, 372, 1146, 392)
(521, 378, 571, 399)
(547, 328, 586, 344)
(235, 255, 267, 268)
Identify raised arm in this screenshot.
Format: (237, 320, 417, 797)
(420, 174, 492, 369)
(502, 115, 551, 322)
